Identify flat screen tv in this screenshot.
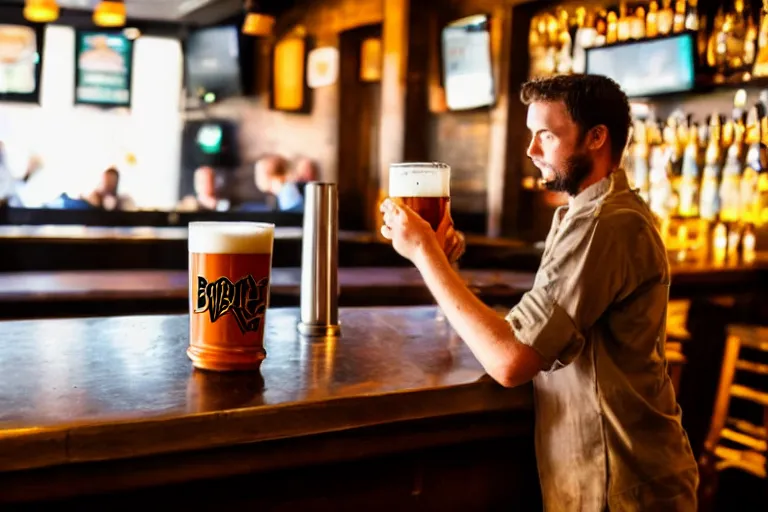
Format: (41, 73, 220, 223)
(75, 30, 134, 108)
(585, 32, 696, 98)
(442, 14, 495, 111)
(0, 23, 44, 104)
(185, 25, 242, 105)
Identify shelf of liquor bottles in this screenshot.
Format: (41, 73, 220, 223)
(521, 0, 768, 263)
(528, 0, 768, 86)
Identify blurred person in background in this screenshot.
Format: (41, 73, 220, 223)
(0, 141, 55, 208)
(254, 154, 303, 212)
(177, 166, 230, 212)
(293, 156, 319, 197)
(84, 167, 135, 211)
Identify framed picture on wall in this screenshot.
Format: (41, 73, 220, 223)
(74, 29, 134, 108)
(0, 22, 45, 105)
(270, 34, 312, 113)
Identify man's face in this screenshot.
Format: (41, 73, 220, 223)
(526, 100, 593, 196)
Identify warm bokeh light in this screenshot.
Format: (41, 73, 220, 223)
(273, 37, 306, 111)
(93, 0, 126, 28)
(242, 13, 275, 37)
(23, 0, 59, 23)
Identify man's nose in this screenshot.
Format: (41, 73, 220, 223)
(526, 137, 540, 159)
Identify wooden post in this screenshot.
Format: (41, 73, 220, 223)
(375, 0, 430, 231)
(486, 5, 513, 238)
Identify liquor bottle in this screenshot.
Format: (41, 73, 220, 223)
(632, 121, 651, 201)
(742, 223, 757, 263)
(572, 9, 598, 74)
(724, 0, 748, 73)
(744, 11, 758, 73)
(719, 103, 747, 223)
(753, 10, 768, 76)
(673, 0, 687, 33)
(758, 90, 768, 225)
(631, 6, 647, 40)
(707, 8, 728, 80)
(618, 2, 632, 42)
(657, 0, 675, 36)
(685, 0, 700, 31)
(595, 10, 608, 46)
(712, 221, 728, 264)
(740, 102, 767, 224)
(556, 9, 573, 74)
(679, 122, 701, 217)
(606, 9, 619, 44)
(700, 114, 724, 221)
(647, 1, 660, 38)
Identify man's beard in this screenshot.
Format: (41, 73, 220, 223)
(540, 151, 593, 196)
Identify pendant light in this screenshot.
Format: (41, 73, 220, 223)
(23, 0, 59, 23)
(93, 0, 126, 28)
(242, 0, 275, 36)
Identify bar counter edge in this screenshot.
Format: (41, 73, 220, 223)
(0, 306, 536, 505)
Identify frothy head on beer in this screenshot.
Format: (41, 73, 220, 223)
(388, 162, 450, 231)
(188, 221, 275, 254)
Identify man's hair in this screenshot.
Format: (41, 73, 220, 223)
(520, 74, 631, 164)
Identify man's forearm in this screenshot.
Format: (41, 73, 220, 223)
(413, 242, 541, 386)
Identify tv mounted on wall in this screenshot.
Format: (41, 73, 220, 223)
(185, 25, 243, 107)
(585, 32, 696, 98)
(441, 14, 495, 111)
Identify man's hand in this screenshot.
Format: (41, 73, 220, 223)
(380, 199, 466, 264)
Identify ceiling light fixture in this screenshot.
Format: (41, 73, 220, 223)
(93, 0, 127, 28)
(23, 0, 59, 23)
(242, 0, 275, 37)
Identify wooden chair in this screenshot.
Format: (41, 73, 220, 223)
(698, 325, 768, 511)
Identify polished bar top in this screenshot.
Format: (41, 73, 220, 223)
(0, 256, 763, 306)
(0, 268, 534, 303)
(0, 225, 530, 248)
(0, 306, 530, 473)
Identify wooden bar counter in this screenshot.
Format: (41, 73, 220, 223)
(0, 307, 539, 508)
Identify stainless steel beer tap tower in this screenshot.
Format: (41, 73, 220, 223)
(297, 182, 341, 337)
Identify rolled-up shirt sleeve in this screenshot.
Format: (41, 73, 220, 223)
(506, 214, 630, 372)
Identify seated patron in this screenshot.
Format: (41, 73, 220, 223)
(83, 167, 136, 211)
(177, 166, 230, 212)
(293, 157, 319, 197)
(254, 155, 304, 212)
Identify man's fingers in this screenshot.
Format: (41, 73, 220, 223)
(380, 224, 393, 240)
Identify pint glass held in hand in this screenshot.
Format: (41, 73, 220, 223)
(389, 162, 450, 231)
(187, 222, 275, 371)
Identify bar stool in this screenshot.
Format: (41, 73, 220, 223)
(698, 324, 768, 511)
(666, 300, 692, 396)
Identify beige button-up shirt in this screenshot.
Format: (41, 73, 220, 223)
(507, 170, 698, 511)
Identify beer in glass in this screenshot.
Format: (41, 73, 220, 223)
(187, 221, 274, 371)
(389, 162, 450, 230)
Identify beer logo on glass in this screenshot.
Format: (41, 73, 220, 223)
(194, 274, 269, 334)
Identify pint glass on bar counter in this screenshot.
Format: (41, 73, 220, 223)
(388, 162, 451, 231)
(187, 222, 275, 371)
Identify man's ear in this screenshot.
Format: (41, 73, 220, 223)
(587, 125, 609, 152)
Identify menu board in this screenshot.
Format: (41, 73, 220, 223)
(0, 24, 42, 102)
(75, 31, 133, 107)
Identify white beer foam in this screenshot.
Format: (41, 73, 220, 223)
(389, 165, 450, 198)
(188, 222, 275, 254)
